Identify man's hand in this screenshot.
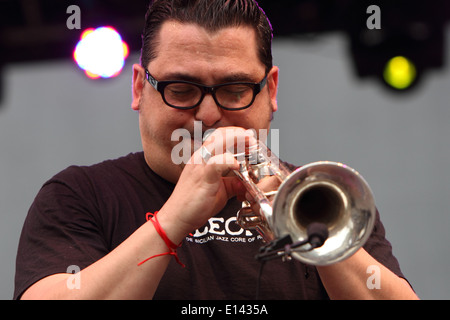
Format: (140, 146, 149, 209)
(161, 127, 257, 238)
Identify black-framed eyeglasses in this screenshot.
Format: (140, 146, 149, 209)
(145, 69, 267, 111)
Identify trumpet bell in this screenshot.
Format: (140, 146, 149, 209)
(272, 161, 376, 266)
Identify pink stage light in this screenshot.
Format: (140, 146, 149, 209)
(74, 26, 129, 79)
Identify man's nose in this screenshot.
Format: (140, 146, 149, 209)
(194, 94, 223, 127)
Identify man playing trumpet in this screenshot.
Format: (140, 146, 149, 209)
(15, 0, 418, 300)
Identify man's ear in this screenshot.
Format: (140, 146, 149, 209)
(131, 64, 145, 111)
(267, 66, 279, 113)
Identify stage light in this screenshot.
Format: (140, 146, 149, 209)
(74, 26, 129, 79)
(383, 56, 417, 90)
(344, 0, 446, 93)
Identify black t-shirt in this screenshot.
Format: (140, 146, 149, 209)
(14, 152, 405, 299)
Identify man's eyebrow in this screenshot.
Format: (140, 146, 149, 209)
(160, 72, 261, 84)
(161, 72, 201, 83)
(219, 73, 260, 83)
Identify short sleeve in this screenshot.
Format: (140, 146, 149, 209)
(14, 167, 109, 299)
(363, 209, 405, 279)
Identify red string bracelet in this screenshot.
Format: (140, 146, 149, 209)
(138, 211, 185, 267)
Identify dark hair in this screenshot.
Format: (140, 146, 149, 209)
(140, 0, 273, 73)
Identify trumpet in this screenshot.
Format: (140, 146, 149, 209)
(228, 138, 376, 266)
